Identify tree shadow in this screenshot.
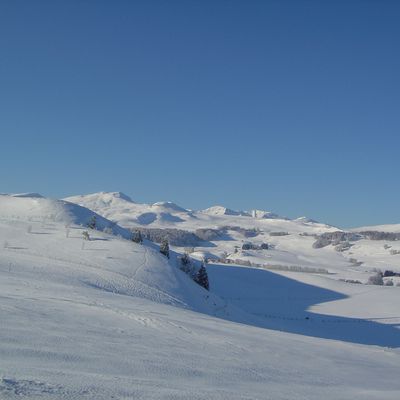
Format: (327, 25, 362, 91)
(208, 263, 400, 348)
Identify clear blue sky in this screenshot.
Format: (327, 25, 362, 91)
(1, 0, 399, 228)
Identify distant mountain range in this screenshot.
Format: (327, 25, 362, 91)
(62, 191, 400, 278)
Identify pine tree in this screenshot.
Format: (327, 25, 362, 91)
(87, 215, 97, 230)
(195, 263, 209, 290)
(180, 252, 190, 267)
(179, 252, 194, 275)
(131, 229, 143, 244)
(160, 238, 170, 258)
(82, 230, 90, 241)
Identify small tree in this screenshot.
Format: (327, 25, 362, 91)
(178, 252, 198, 279)
(160, 238, 170, 258)
(367, 272, 383, 285)
(195, 263, 209, 291)
(87, 215, 97, 230)
(179, 252, 194, 275)
(103, 226, 113, 235)
(180, 252, 190, 266)
(132, 230, 143, 244)
(82, 230, 90, 241)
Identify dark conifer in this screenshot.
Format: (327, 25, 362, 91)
(87, 215, 97, 230)
(195, 264, 209, 290)
(160, 238, 170, 258)
(132, 230, 143, 244)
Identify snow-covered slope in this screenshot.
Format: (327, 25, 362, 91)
(0, 194, 129, 238)
(65, 192, 333, 231)
(1, 193, 400, 399)
(202, 205, 250, 216)
(0, 194, 235, 315)
(353, 223, 400, 233)
(65, 192, 196, 227)
(65, 192, 400, 279)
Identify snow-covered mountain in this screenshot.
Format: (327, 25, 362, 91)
(65, 192, 196, 227)
(0, 193, 129, 238)
(1, 193, 400, 398)
(352, 223, 400, 233)
(0, 193, 238, 314)
(65, 192, 327, 231)
(65, 191, 400, 279)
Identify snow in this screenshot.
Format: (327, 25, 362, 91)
(151, 201, 189, 213)
(251, 209, 283, 219)
(64, 191, 400, 282)
(1, 193, 400, 398)
(353, 223, 400, 233)
(201, 205, 249, 216)
(65, 192, 195, 228)
(0, 194, 129, 239)
(64, 192, 338, 234)
(208, 263, 400, 347)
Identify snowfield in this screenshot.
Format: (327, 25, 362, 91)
(66, 192, 400, 278)
(1, 194, 400, 399)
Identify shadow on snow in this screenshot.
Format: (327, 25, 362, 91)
(208, 263, 400, 348)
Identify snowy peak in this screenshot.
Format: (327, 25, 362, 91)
(64, 192, 340, 235)
(202, 206, 288, 220)
(64, 193, 195, 228)
(250, 209, 283, 220)
(295, 216, 318, 224)
(0, 194, 130, 238)
(201, 205, 249, 217)
(151, 201, 189, 213)
(65, 191, 135, 206)
(108, 191, 134, 202)
(351, 223, 400, 233)
(0, 194, 71, 223)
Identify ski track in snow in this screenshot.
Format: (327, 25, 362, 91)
(1, 194, 400, 399)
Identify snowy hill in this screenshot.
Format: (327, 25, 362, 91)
(201, 205, 250, 216)
(64, 192, 329, 232)
(0, 194, 129, 238)
(1, 193, 400, 398)
(0, 193, 235, 315)
(353, 223, 400, 233)
(65, 192, 196, 227)
(65, 191, 400, 280)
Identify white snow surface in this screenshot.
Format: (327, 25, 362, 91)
(65, 192, 330, 231)
(1, 193, 400, 399)
(65, 191, 400, 276)
(353, 223, 400, 233)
